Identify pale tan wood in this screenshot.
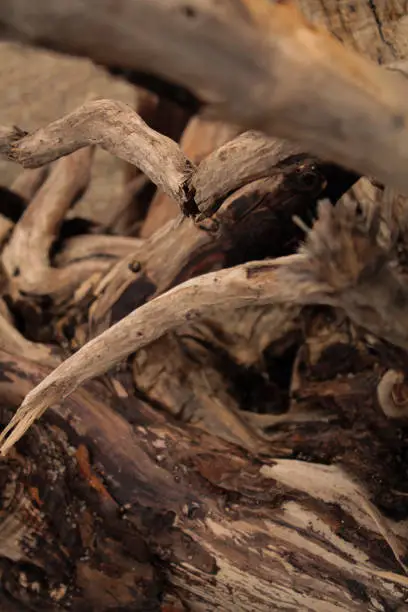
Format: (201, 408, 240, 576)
(3, 1, 408, 194)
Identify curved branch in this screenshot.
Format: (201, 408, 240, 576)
(55, 235, 143, 266)
(4, 195, 408, 452)
(192, 131, 302, 217)
(11, 167, 48, 202)
(0, 309, 59, 367)
(141, 116, 241, 235)
(1, 100, 196, 213)
(0, 254, 324, 454)
(2, 147, 108, 296)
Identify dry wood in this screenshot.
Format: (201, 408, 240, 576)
(0, 103, 358, 224)
(3, 1, 408, 193)
(297, 0, 406, 62)
(0, 349, 407, 610)
(111, 88, 191, 233)
(4, 188, 408, 454)
(141, 117, 241, 236)
(87, 152, 329, 334)
(132, 303, 301, 449)
(1, 99, 196, 213)
(2, 147, 112, 296)
(10, 167, 48, 202)
(192, 131, 303, 218)
(1, 2, 408, 610)
(55, 234, 143, 266)
(0, 311, 58, 366)
(0, 254, 320, 454)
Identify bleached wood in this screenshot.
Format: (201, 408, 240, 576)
(2, 1, 408, 193)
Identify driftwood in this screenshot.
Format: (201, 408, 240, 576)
(141, 117, 241, 237)
(1, 1, 408, 611)
(3, 1, 408, 192)
(0, 94, 407, 610)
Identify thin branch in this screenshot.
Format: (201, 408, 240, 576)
(88, 155, 326, 332)
(4, 195, 408, 452)
(141, 117, 241, 235)
(1, 100, 196, 214)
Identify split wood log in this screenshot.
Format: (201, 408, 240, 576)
(0, 345, 407, 611)
(3, 1, 408, 194)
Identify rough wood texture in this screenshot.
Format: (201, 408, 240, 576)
(0, 343, 407, 611)
(3, 148, 95, 295)
(3, 1, 408, 193)
(0, 144, 408, 610)
(0, 2, 408, 610)
(111, 88, 191, 233)
(141, 117, 241, 236)
(6, 192, 408, 453)
(297, 0, 406, 63)
(3, 100, 196, 213)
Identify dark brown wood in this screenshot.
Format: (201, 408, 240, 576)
(0, 330, 407, 611)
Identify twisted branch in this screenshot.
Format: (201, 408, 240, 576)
(1, 100, 196, 214)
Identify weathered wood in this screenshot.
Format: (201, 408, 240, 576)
(10, 167, 48, 202)
(2, 147, 111, 297)
(297, 0, 406, 63)
(0, 347, 407, 611)
(1, 4, 408, 609)
(112, 88, 191, 233)
(192, 131, 303, 218)
(87, 153, 332, 334)
(1, 100, 196, 213)
(141, 117, 241, 236)
(5, 189, 408, 454)
(2, 1, 408, 193)
(55, 235, 143, 266)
